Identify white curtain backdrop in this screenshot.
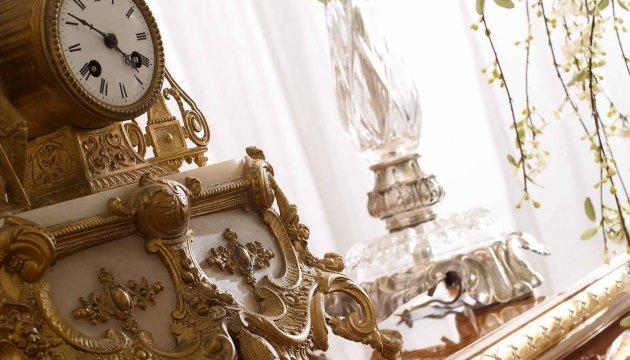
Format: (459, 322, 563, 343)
(150, 0, 629, 356)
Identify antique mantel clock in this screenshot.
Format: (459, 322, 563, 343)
(0, 0, 402, 359)
(0, 0, 165, 137)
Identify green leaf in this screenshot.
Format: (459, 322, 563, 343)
(584, 197, 596, 222)
(580, 227, 599, 240)
(598, 0, 610, 10)
(619, 0, 630, 11)
(494, 0, 515, 9)
(621, 315, 630, 327)
(476, 0, 486, 14)
(507, 155, 519, 167)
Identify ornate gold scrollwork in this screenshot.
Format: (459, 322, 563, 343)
(28, 135, 71, 191)
(0, 149, 401, 359)
(72, 268, 165, 334)
(205, 228, 275, 289)
(124, 121, 147, 159)
(0, 299, 63, 359)
(0, 225, 54, 283)
(318, 273, 402, 359)
(242, 149, 402, 359)
(163, 69, 210, 148)
(18, 69, 209, 211)
(82, 128, 144, 175)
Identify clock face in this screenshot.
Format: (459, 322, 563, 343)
(58, 0, 157, 107)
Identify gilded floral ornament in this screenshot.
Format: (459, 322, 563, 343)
(0, 301, 62, 359)
(206, 228, 275, 288)
(0, 149, 401, 359)
(72, 268, 165, 334)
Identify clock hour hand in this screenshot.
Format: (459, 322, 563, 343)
(114, 46, 140, 72)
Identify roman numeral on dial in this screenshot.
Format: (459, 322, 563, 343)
(68, 43, 81, 52)
(126, 7, 134, 18)
(119, 82, 128, 98)
(140, 54, 150, 67)
(79, 62, 90, 80)
(73, 0, 86, 10)
(100, 79, 108, 96)
(136, 32, 147, 41)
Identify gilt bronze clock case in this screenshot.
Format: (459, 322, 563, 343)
(0, 0, 165, 138)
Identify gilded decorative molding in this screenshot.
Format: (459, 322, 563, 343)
(0, 149, 402, 359)
(0, 295, 63, 359)
(205, 228, 275, 288)
(81, 126, 145, 175)
(162, 69, 210, 150)
(28, 134, 72, 190)
(452, 258, 630, 360)
(72, 268, 165, 334)
(20, 68, 209, 211)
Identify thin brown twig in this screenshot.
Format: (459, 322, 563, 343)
(586, 0, 630, 246)
(597, 89, 630, 204)
(600, 166, 609, 251)
(560, 8, 630, 205)
(560, 7, 630, 217)
(481, 14, 530, 194)
(550, 5, 630, 214)
(611, 0, 630, 78)
(539, 2, 590, 134)
(525, 0, 536, 139)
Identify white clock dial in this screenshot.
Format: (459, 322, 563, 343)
(58, 0, 156, 107)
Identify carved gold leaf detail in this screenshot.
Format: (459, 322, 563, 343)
(0, 300, 62, 358)
(0, 225, 55, 283)
(17, 68, 209, 211)
(72, 268, 164, 334)
(82, 130, 143, 175)
(205, 228, 275, 288)
(28, 136, 71, 189)
(0, 149, 404, 359)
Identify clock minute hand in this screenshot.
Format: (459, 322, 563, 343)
(67, 13, 108, 38)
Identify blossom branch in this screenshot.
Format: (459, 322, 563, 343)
(481, 14, 530, 195)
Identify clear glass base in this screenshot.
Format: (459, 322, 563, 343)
(344, 208, 503, 283)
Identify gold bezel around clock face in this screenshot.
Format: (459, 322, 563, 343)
(45, 0, 165, 121)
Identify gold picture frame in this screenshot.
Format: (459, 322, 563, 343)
(449, 255, 630, 359)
